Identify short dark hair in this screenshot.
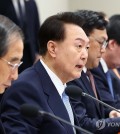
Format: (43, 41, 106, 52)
(107, 14, 120, 45)
(38, 12, 84, 55)
(74, 10, 108, 36)
(0, 15, 24, 57)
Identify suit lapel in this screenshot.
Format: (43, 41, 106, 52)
(80, 71, 102, 116)
(81, 71, 96, 97)
(34, 61, 74, 134)
(47, 88, 74, 134)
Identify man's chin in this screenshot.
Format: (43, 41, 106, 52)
(93, 62, 99, 69)
(75, 72, 82, 79)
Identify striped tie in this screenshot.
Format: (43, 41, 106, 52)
(62, 91, 76, 133)
(86, 70, 98, 98)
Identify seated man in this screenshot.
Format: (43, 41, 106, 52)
(0, 12, 89, 134)
(68, 10, 120, 134)
(0, 15, 24, 134)
(91, 14, 120, 109)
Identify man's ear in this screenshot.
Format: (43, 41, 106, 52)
(47, 40, 57, 57)
(108, 39, 116, 50)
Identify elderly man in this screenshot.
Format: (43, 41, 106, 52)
(0, 15, 24, 134)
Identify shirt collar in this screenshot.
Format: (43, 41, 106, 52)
(40, 59, 66, 98)
(83, 66, 87, 73)
(100, 58, 109, 73)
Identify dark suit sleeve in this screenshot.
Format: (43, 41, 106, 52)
(68, 78, 120, 134)
(109, 70, 120, 108)
(0, 119, 5, 134)
(91, 68, 120, 110)
(70, 98, 120, 134)
(0, 82, 43, 134)
(93, 73, 115, 116)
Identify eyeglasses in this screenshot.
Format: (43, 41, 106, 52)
(1, 58, 23, 71)
(90, 36, 108, 49)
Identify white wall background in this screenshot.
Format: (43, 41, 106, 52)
(35, 0, 120, 24)
(35, 0, 69, 24)
(69, 0, 120, 17)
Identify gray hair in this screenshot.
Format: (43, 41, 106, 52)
(0, 15, 24, 57)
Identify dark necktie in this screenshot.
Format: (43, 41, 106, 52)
(17, 0, 25, 28)
(86, 70, 98, 98)
(106, 70, 114, 98)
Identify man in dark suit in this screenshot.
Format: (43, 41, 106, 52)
(0, 15, 24, 134)
(0, 12, 89, 134)
(68, 10, 120, 134)
(91, 63, 116, 108)
(91, 14, 120, 109)
(0, 120, 5, 134)
(0, 0, 40, 73)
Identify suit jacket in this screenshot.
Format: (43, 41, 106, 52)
(0, 61, 81, 134)
(68, 71, 120, 134)
(0, 94, 3, 102)
(0, 119, 5, 134)
(91, 63, 120, 109)
(109, 69, 120, 103)
(0, 0, 40, 72)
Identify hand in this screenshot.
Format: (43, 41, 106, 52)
(109, 110, 120, 118)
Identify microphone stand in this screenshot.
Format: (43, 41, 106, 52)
(40, 110, 93, 134)
(82, 92, 120, 113)
(20, 103, 93, 134)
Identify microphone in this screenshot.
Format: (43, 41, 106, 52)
(20, 103, 93, 134)
(65, 85, 120, 113)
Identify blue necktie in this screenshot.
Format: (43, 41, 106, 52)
(106, 71, 114, 98)
(62, 91, 76, 134)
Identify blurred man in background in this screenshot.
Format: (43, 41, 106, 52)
(91, 14, 120, 108)
(0, 0, 40, 73)
(68, 10, 120, 134)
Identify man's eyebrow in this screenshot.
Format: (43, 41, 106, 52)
(10, 57, 21, 62)
(75, 38, 84, 41)
(75, 38, 88, 44)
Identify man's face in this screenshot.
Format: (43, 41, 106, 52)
(0, 38, 23, 93)
(86, 29, 107, 69)
(48, 24, 89, 83)
(104, 40, 120, 69)
(111, 43, 120, 68)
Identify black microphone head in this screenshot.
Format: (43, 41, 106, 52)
(20, 104, 40, 118)
(65, 85, 83, 99)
